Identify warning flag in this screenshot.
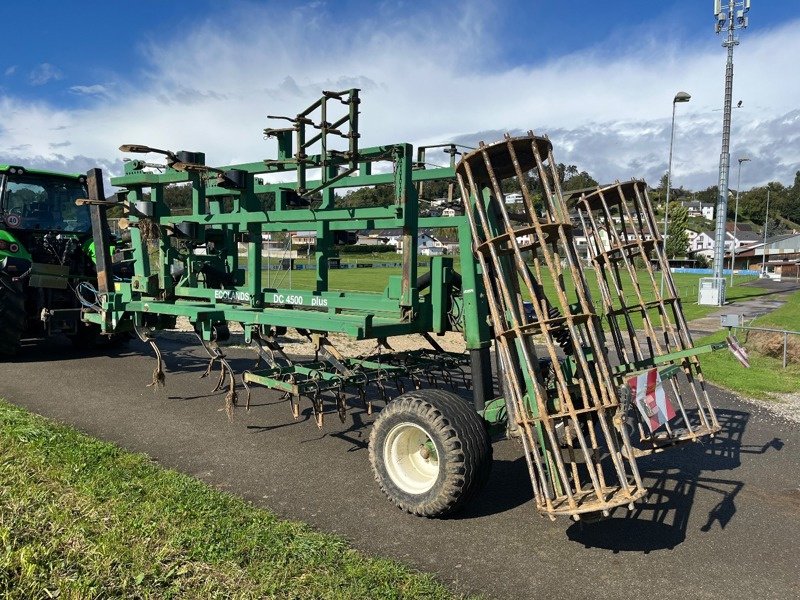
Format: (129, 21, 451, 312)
(627, 369, 676, 433)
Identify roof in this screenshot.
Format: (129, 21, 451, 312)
(731, 230, 761, 242)
(0, 165, 83, 180)
(727, 222, 756, 232)
(749, 232, 800, 248)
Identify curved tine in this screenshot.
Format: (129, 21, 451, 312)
(146, 339, 166, 389)
(222, 360, 238, 421)
(200, 355, 217, 379)
(241, 371, 253, 411)
(217, 355, 236, 394)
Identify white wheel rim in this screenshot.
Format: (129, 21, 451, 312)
(384, 422, 440, 494)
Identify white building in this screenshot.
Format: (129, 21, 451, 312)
(689, 229, 761, 259)
(684, 200, 714, 220)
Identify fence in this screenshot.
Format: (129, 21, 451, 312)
(722, 316, 800, 369)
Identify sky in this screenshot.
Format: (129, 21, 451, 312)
(1, 0, 798, 192)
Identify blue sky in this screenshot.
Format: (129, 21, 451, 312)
(2, 0, 798, 190)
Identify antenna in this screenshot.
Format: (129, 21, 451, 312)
(705, 0, 754, 306)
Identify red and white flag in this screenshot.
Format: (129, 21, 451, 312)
(627, 369, 675, 433)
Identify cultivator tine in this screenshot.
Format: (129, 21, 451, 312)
(147, 341, 166, 389)
(253, 330, 294, 368)
(312, 393, 324, 429)
(456, 133, 646, 519)
(241, 371, 253, 411)
(135, 325, 166, 389)
(336, 389, 347, 423)
(290, 393, 301, 420)
(571, 181, 721, 454)
(195, 334, 242, 420)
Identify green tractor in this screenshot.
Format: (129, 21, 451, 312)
(0, 164, 127, 356)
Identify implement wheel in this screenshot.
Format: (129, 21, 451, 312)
(0, 273, 26, 357)
(369, 388, 492, 517)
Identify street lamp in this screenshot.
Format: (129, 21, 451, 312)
(660, 91, 691, 296)
(761, 188, 770, 276)
(729, 156, 750, 286)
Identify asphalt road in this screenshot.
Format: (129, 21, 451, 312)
(2, 336, 799, 600)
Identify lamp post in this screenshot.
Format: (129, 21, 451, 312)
(660, 91, 691, 296)
(761, 188, 770, 276)
(729, 156, 750, 286)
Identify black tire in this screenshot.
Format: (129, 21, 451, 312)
(0, 273, 26, 357)
(369, 388, 492, 517)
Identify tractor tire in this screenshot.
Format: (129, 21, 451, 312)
(369, 388, 492, 517)
(0, 273, 26, 357)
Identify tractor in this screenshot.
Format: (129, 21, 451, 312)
(0, 165, 128, 356)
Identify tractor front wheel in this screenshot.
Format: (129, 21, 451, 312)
(369, 388, 492, 517)
(0, 273, 26, 357)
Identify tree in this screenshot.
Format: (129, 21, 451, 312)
(697, 185, 718, 206)
(665, 201, 689, 258)
(563, 170, 598, 192)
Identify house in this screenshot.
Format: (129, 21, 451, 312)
(690, 228, 761, 259)
(436, 236, 460, 254)
(372, 228, 403, 250)
(291, 230, 317, 249)
(684, 200, 714, 220)
(356, 233, 392, 246)
(386, 229, 445, 254)
(728, 232, 800, 278)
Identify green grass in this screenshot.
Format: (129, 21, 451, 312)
(262, 266, 769, 319)
(695, 289, 800, 399)
(0, 400, 465, 599)
(752, 287, 800, 331)
(677, 276, 772, 322)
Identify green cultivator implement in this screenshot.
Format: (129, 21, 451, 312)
(81, 90, 727, 521)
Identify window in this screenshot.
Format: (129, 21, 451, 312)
(2, 174, 90, 232)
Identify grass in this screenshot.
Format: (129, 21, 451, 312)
(751, 286, 800, 331)
(260, 265, 768, 318)
(0, 400, 465, 600)
(695, 289, 800, 400)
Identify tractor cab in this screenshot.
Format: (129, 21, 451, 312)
(0, 166, 91, 234)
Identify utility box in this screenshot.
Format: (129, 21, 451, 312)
(720, 313, 741, 328)
(698, 277, 726, 306)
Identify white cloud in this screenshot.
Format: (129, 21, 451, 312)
(4, 65, 16, 76)
(29, 63, 63, 86)
(1, 6, 799, 191)
(70, 84, 110, 96)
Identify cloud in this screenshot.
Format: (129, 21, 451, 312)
(4, 65, 16, 76)
(70, 84, 110, 96)
(29, 63, 62, 86)
(1, 4, 798, 192)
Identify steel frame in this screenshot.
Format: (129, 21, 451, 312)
(81, 91, 727, 520)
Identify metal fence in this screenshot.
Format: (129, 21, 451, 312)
(722, 314, 800, 369)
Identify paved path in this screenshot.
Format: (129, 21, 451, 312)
(2, 337, 799, 600)
(688, 280, 800, 336)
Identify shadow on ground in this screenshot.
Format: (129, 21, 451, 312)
(567, 408, 783, 552)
